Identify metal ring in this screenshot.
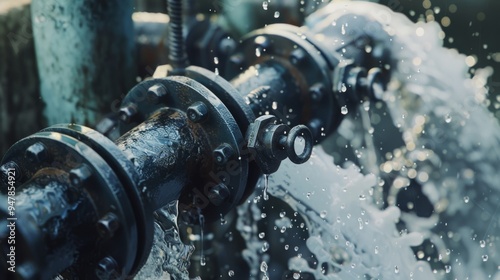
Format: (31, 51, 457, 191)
(286, 125, 313, 164)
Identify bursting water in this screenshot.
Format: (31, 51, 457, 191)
(306, 1, 500, 278)
(136, 201, 194, 280)
(266, 149, 433, 279)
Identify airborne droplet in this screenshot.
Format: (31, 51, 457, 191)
(341, 106, 348, 115)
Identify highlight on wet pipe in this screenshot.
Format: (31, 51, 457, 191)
(1, 0, 499, 279)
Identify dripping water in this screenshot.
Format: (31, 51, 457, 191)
(198, 210, 206, 266)
(263, 174, 270, 201)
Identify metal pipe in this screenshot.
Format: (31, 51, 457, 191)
(0, 170, 97, 280)
(115, 108, 209, 210)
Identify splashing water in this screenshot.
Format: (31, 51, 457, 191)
(264, 148, 434, 279)
(236, 195, 270, 280)
(136, 201, 194, 280)
(306, 1, 500, 278)
(263, 174, 270, 201)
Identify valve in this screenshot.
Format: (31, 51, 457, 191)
(247, 115, 313, 174)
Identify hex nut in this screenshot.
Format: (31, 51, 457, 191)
(25, 142, 48, 163)
(95, 256, 119, 280)
(146, 84, 168, 104)
(0, 161, 21, 183)
(69, 164, 92, 187)
(187, 102, 209, 123)
(213, 144, 234, 165)
(289, 49, 306, 65)
(119, 104, 138, 123)
(309, 83, 325, 102)
(97, 212, 119, 238)
(207, 183, 230, 206)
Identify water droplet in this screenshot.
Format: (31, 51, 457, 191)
(255, 47, 262, 57)
(464, 196, 470, 203)
(262, 1, 268, 10)
(293, 272, 300, 279)
(200, 256, 206, 266)
(320, 210, 327, 218)
(263, 174, 270, 200)
(359, 194, 366, 200)
(274, 11, 280, 18)
(284, 244, 289, 250)
(445, 114, 452, 123)
(394, 266, 399, 274)
(213, 57, 219, 65)
(262, 241, 269, 252)
(340, 83, 347, 92)
(445, 265, 452, 273)
(280, 211, 286, 218)
(259, 232, 265, 239)
(260, 261, 268, 272)
(374, 246, 379, 254)
(261, 213, 267, 218)
(294, 246, 299, 251)
(280, 226, 287, 233)
(480, 240, 486, 248)
(341, 106, 348, 115)
(228, 270, 235, 277)
(482, 254, 489, 262)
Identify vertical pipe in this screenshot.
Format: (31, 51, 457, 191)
(31, 0, 136, 126)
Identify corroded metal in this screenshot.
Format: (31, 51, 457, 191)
(31, 0, 136, 125)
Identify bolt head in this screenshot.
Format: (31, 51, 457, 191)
(146, 84, 168, 104)
(208, 183, 230, 206)
(97, 213, 119, 238)
(229, 54, 245, 68)
(69, 164, 92, 187)
(25, 142, 48, 163)
(213, 144, 234, 165)
(290, 49, 306, 65)
(254, 35, 271, 49)
(1, 161, 21, 184)
(96, 257, 119, 280)
(96, 117, 117, 136)
(219, 37, 237, 55)
(119, 104, 138, 123)
(309, 83, 325, 102)
(187, 102, 209, 123)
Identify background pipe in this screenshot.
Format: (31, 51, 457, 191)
(31, 0, 136, 126)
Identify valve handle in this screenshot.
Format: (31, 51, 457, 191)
(285, 125, 313, 164)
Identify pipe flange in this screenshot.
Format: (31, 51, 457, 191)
(119, 76, 248, 222)
(40, 124, 153, 278)
(184, 66, 255, 133)
(225, 24, 340, 141)
(1, 131, 138, 279)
